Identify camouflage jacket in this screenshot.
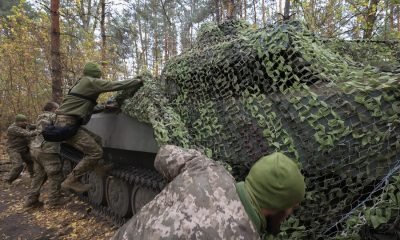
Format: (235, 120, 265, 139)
(31, 111, 59, 153)
(6, 123, 36, 152)
(112, 145, 259, 240)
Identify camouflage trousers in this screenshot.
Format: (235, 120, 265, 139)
(5, 148, 34, 183)
(56, 115, 103, 177)
(27, 150, 63, 203)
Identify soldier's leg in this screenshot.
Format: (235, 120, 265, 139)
(67, 127, 103, 176)
(5, 149, 24, 183)
(41, 153, 63, 205)
(62, 127, 102, 192)
(24, 156, 46, 207)
(21, 150, 34, 177)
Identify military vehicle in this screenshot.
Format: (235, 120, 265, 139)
(61, 19, 400, 239)
(60, 110, 164, 224)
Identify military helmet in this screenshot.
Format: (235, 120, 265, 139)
(15, 114, 27, 122)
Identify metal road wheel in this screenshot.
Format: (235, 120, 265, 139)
(87, 171, 106, 205)
(106, 176, 132, 218)
(131, 185, 158, 214)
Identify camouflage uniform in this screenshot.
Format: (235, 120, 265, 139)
(56, 62, 143, 192)
(5, 123, 36, 183)
(26, 111, 63, 205)
(55, 115, 102, 177)
(112, 145, 259, 240)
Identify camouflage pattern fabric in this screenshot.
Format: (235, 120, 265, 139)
(55, 115, 103, 177)
(27, 111, 63, 204)
(112, 145, 259, 240)
(5, 123, 36, 182)
(27, 151, 62, 204)
(6, 123, 36, 152)
(5, 148, 34, 182)
(31, 111, 59, 153)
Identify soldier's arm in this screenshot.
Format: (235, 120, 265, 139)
(35, 115, 52, 132)
(8, 126, 38, 138)
(90, 78, 143, 93)
(154, 145, 206, 181)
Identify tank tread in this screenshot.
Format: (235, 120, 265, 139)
(110, 166, 167, 191)
(78, 194, 129, 227)
(84, 165, 166, 226)
(60, 146, 167, 226)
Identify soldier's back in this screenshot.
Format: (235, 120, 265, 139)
(112, 147, 259, 240)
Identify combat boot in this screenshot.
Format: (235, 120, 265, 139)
(23, 198, 43, 209)
(94, 163, 114, 176)
(47, 196, 69, 208)
(61, 174, 91, 193)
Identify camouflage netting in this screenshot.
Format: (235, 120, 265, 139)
(324, 39, 400, 73)
(117, 20, 400, 239)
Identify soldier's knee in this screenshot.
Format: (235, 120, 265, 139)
(36, 171, 46, 180)
(14, 163, 24, 170)
(47, 167, 61, 177)
(88, 147, 103, 160)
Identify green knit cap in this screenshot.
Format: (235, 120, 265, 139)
(245, 152, 305, 210)
(83, 62, 102, 78)
(15, 114, 27, 122)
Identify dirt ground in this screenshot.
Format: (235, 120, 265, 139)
(0, 136, 117, 240)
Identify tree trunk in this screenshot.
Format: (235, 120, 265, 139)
(215, 0, 220, 23)
(223, 0, 236, 19)
(100, 0, 106, 69)
(389, 1, 394, 31)
(363, 0, 380, 39)
(50, 0, 62, 104)
(398, 5, 400, 32)
(262, 0, 266, 25)
(252, 0, 256, 24)
(244, 0, 247, 19)
(284, 0, 290, 20)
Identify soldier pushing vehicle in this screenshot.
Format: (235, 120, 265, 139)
(45, 62, 143, 193)
(112, 145, 306, 239)
(3, 114, 38, 184)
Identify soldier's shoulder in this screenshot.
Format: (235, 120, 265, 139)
(38, 111, 54, 119)
(7, 123, 18, 131)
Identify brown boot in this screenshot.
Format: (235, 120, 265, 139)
(94, 163, 114, 176)
(47, 196, 69, 208)
(23, 197, 43, 209)
(61, 174, 91, 193)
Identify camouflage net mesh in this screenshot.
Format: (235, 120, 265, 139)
(117, 20, 400, 239)
(324, 39, 400, 73)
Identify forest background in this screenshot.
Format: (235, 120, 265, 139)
(0, 0, 399, 129)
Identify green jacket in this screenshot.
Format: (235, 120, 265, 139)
(56, 76, 142, 123)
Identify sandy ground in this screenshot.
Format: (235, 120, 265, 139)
(0, 136, 117, 240)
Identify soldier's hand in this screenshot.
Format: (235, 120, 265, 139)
(30, 130, 41, 137)
(27, 124, 37, 130)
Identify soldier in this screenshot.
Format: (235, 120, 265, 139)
(55, 62, 143, 193)
(24, 101, 64, 208)
(3, 114, 38, 184)
(112, 145, 306, 240)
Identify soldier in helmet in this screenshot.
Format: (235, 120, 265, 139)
(112, 145, 306, 240)
(3, 114, 38, 184)
(55, 62, 143, 193)
(24, 101, 65, 208)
